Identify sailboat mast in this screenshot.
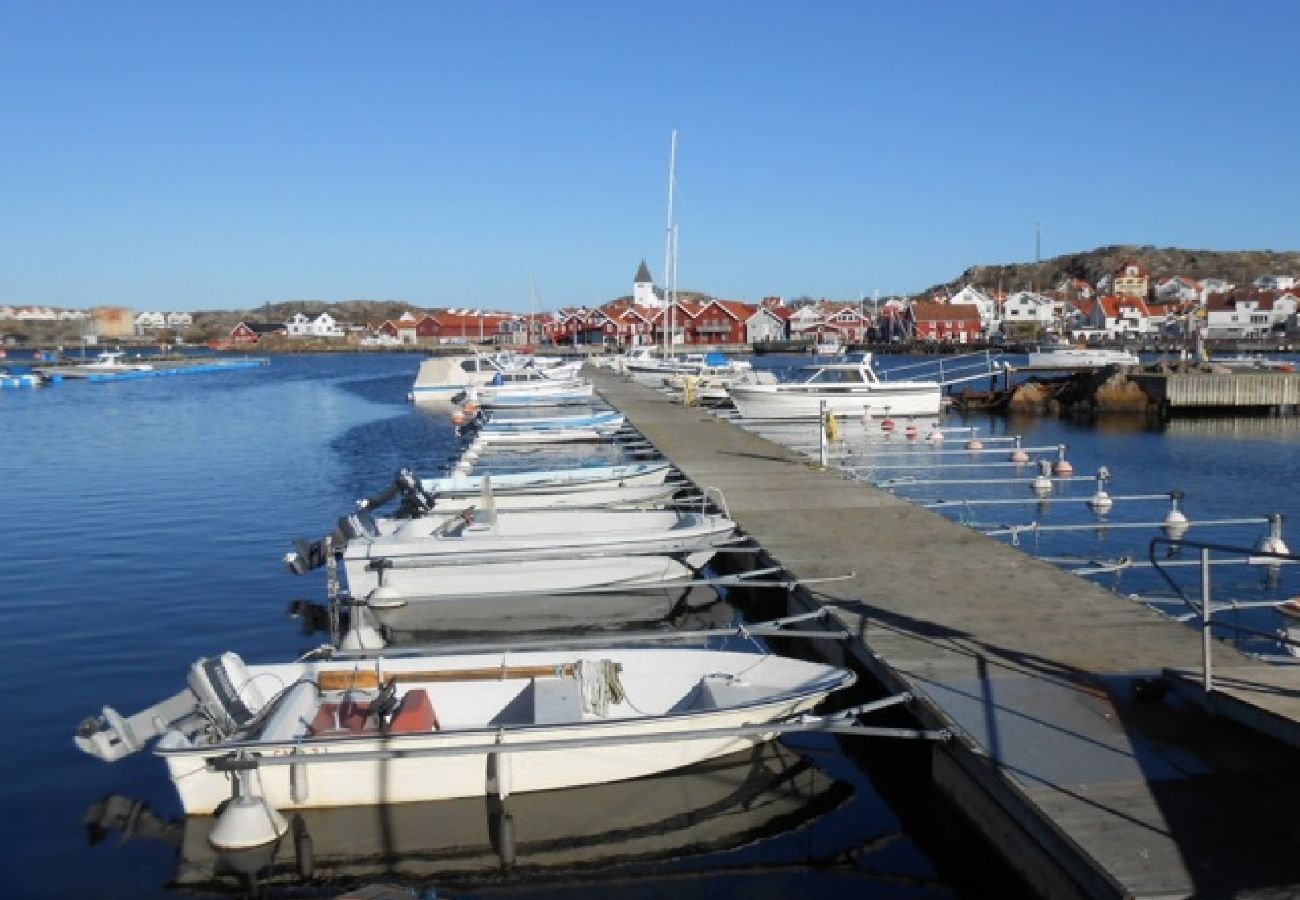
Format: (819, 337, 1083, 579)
(662, 129, 677, 358)
(528, 274, 537, 349)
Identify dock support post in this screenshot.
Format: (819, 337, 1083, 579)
(1201, 547, 1213, 694)
(819, 400, 828, 468)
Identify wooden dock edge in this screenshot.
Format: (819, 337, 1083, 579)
(782, 581, 1124, 900)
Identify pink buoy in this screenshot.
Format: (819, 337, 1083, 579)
(1052, 445, 1074, 476)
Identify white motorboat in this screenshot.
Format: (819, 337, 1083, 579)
(470, 371, 595, 409)
(489, 350, 584, 380)
(77, 351, 155, 373)
(74, 646, 855, 812)
(457, 422, 626, 453)
(467, 409, 625, 433)
(1024, 345, 1140, 368)
(330, 505, 737, 600)
(408, 354, 503, 403)
(1208, 354, 1295, 372)
(425, 461, 675, 495)
(727, 354, 941, 419)
(331, 468, 681, 525)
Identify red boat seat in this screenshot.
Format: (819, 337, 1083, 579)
(389, 689, 439, 733)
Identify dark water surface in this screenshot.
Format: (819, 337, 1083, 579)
(2, 355, 1009, 899)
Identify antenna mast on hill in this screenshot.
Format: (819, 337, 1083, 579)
(662, 129, 678, 358)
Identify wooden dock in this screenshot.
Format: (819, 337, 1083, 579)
(590, 367, 1300, 900)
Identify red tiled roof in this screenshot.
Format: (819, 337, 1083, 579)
(909, 302, 981, 322)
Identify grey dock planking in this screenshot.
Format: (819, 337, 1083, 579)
(591, 367, 1300, 900)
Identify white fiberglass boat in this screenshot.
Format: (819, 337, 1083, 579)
(409, 355, 503, 403)
(1025, 345, 1140, 368)
(425, 461, 675, 495)
(727, 354, 940, 419)
(78, 351, 155, 373)
(331, 505, 737, 600)
(74, 647, 855, 812)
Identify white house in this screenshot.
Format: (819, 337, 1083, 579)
(1153, 276, 1202, 305)
(1204, 293, 1279, 338)
(286, 312, 345, 338)
(166, 311, 193, 329)
(13, 306, 60, 321)
(1090, 296, 1157, 338)
(785, 304, 824, 338)
(1200, 278, 1233, 296)
(134, 311, 166, 334)
(744, 306, 786, 343)
(1254, 275, 1297, 291)
(1000, 291, 1056, 327)
(950, 285, 1000, 332)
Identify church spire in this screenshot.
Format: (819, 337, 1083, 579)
(634, 260, 653, 284)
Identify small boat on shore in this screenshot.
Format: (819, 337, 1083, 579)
(74, 646, 855, 813)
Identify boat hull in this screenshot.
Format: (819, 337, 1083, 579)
(727, 383, 941, 418)
(344, 549, 714, 600)
(160, 692, 828, 813)
(423, 462, 674, 496)
(367, 586, 682, 634)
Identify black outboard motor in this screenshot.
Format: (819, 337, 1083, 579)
(393, 468, 438, 518)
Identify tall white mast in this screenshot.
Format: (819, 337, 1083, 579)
(662, 129, 677, 357)
(528, 273, 537, 348)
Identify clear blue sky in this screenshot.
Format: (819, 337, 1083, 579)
(2, 1, 1297, 313)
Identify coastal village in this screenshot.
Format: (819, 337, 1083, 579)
(4, 256, 1300, 353)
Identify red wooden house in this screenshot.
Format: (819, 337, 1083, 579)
(908, 302, 982, 342)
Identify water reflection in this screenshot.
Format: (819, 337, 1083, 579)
(85, 742, 856, 897)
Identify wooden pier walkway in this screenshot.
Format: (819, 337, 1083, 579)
(591, 367, 1300, 900)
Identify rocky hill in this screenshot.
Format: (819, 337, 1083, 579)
(925, 245, 1300, 296)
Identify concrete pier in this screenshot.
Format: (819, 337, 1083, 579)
(591, 367, 1300, 900)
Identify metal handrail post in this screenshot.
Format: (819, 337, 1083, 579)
(819, 400, 828, 468)
(1201, 546, 1213, 694)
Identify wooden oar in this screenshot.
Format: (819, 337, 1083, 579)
(319, 663, 578, 692)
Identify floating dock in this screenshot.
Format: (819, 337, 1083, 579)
(589, 366, 1300, 899)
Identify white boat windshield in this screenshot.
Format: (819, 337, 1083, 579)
(803, 366, 872, 385)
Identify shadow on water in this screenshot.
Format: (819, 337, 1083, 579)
(82, 737, 976, 900)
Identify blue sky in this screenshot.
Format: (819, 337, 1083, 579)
(2, 1, 1297, 312)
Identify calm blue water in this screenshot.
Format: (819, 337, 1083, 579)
(1, 354, 1005, 899)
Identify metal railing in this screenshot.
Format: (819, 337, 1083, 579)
(1148, 536, 1300, 693)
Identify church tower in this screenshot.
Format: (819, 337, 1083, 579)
(633, 260, 661, 308)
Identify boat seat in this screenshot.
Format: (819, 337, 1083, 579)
(388, 689, 439, 733)
(308, 688, 439, 735)
(308, 695, 381, 735)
